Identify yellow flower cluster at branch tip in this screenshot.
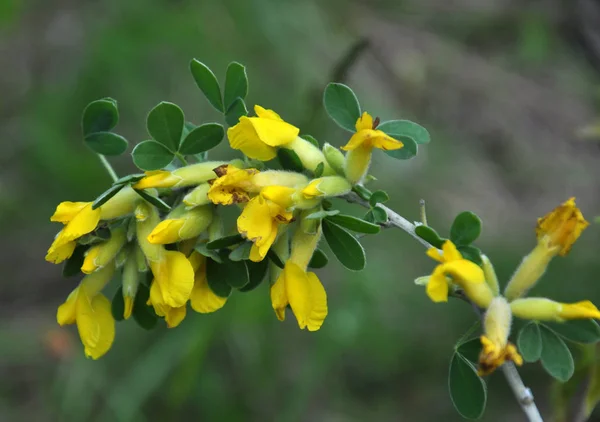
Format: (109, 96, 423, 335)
(425, 240, 490, 306)
(228, 105, 299, 160)
(536, 197, 589, 256)
(342, 112, 403, 184)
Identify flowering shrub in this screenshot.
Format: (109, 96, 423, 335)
(45, 60, 599, 421)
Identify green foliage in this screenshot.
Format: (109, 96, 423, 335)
(134, 189, 171, 212)
(415, 225, 446, 249)
(206, 257, 234, 297)
(225, 97, 249, 127)
(206, 234, 244, 250)
(450, 211, 482, 246)
(92, 184, 125, 210)
(457, 245, 483, 266)
(190, 59, 224, 112)
(305, 209, 340, 220)
(85, 132, 129, 156)
(228, 242, 252, 261)
(224, 62, 249, 111)
(308, 249, 329, 269)
(301, 134, 320, 148)
(518, 322, 543, 362)
(147, 102, 185, 151)
(82, 98, 128, 156)
(277, 148, 304, 172)
(325, 214, 380, 234)
(545, 320, 600, 344)
(323, 83, 361, 132)
(131, 140, 174, 171)
(369, 190, 389, 207)
(266, 249, 285, 269)
(448, 352, 487, 419)
(179, 123, 224, 155)
(540, 325, 574, 382)
(322, 219, 366, 271)
(111, 287, 125, 322)
(132, 284, 158, 330)
(62, 245, 88, 277)
(239, 260, 268, 292)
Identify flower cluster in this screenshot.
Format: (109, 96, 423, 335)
(421, 198, 594, 375)
(46, 105, 403, 358)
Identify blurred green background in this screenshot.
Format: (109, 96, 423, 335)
(2, 0, 600, 421)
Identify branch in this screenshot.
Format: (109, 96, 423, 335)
(343, 192, 544, 422)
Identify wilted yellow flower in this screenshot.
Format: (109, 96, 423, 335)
(342, 112, 403, 183)
(133, 161, 226, 190)
(81, 227, 127, 274)
(237, 195, 293, 262)
(425, 240, 491, 307)
(207, 165, 259, 205)
(536, 197, 589, 256)
(477, 297, 523, 376)
(56, 263, 116, 359)
(147, 204, 213, 245)
(228, 105, 299, 160)
(510, 298, 600, 322)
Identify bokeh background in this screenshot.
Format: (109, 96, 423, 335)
(2, 0, 600, 421)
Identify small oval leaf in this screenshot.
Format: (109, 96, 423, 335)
(206, 258, 235, 297)
(111, 286, 125, 322)
(377, 119, 430, 144)
(134, 189, 171, 212)
(84, 132, 128, 156)
(206, 234, 244, 250)
(369, 190, 389, 207)
(450, 211, 482, 246)
(225, 97, 249, 127)
(457, 245, 483, 266)
(92, 184, 125, 210)
(323, 83, 361, 132)
(147, 102, 184, 151)
(62, 245, 88, 277)
(322, 219, 366, 271)
(82, 98, 118, 136)
(224, 62, 248, 110)
(277, 148, 304, 172)
(545, 320, 600, 344)
(240, 259, 269, 292)
(518, 322, 543, 362)
(190, 59, 224, 112)
(132, 140, 175, 171)
(414, 225, 446, 249)
(384, 136, 418, 160)
(326, 214, 380, 234)
(132, 283, 158, 330)
(448, 353, 487, 419)
(179, 123, 224, 155)
(308, 248, 329, 269)
(540, 325, 575, 382)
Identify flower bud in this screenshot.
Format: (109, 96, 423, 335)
(122, 249, 140, 320)
(503, 245, 552, 301)
(81, 227, 127, 274)
(133, 161, 227, 190)
(285, 137, 334, 175)
(481, 255, 500, 297)
(98, 187, 139, 220)
(182, 183, 211, 208)
(322, 143, 345, 176)
(147, 204, 213, 245)
(510, 298, 600, 322)
(301, 176, 352, 199)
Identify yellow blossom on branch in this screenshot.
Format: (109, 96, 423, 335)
(510, 298, 600, 322)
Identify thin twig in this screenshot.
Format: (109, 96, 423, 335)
(342, 191, 544, 422)
(97, 154, 118, 182)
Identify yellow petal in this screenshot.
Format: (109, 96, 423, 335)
(536, 197, 589, 256)
(50, 202, 89, 223)
(147, 219, 186, 245)
(252, 222, 278, 262)
(270, 272, 288, 321)
(426, 247, 444, 263)
(341, 131, 371, 151)
(61, 203, 101, 242)
(442, 240, 462, 262)
(76, 293, 115, 360)
(151, 250, 195, 308)
(190, 270, 227, 314)
(561, 301, 600, 320)
(133, 170, 177, 189)
(285, 262, 328, 330)
(304, 271, 328, 331)
(207, 165, 256, 205)
(261, 186, 296, 209)
(254, 105, 284, 121)
(57, 288, 79, 325)
(355, 112, 374, 132)
(165, 305, 187, 328)
(248, 116, 299, 147)
(508, 298, 600, 322)
(227, 118, 277, 161)
(237, 196, 273, 248)
(442, 259, 485, 284)
(46, 235, 76, 264)
(81, 245, 101, 274)
(426, 268, 449, 302)
(123, 296, 134, 320)
(370, 130, 403, 151)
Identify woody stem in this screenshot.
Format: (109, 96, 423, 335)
(342, 192, 544, 422)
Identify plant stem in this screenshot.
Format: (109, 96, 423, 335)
(175, 153, 189, 166)
(342, 192, 544, 422)
(97, 154, 118, 182)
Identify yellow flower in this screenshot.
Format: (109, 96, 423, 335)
(270, 225, 327, 330)
(536, 197, 589, 256)
(425, 240, 490, 307)
(227, 105, 299, 160)
(237, 195, 293, 262)
(188, 251, 227, 313)
(81, 227, 127, 274)
(342, 112, 404, 184)
(207, 165, 259, 205)
(46, 187, 139, 264)
(478, 297, 523, 376)
(56, 264, 116, 359)
(510, 298, 600, 322)
(147, 204, 213, 245)
(133, 161, 227, 190)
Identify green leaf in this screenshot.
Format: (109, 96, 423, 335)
(147, 102, 184, 151)
(314, 162, 325, 178)
(223, 62, 248, 110)
(225, 97, 248, 126)
(190, 59, 224, 112)
(229, 242, 252, 261)
(78, 228, 110, 245)
(206, 258, 234, 297)
(132, 140, 175, 171)
(322, 219, 366, 271)
(384, 137, 418, 160)
(448, 352, 487, 419)
(92, 184, 125, 210)
(457, 245, 483, 266)
(277, 148, 304, 172)
(111, 286, 125, 322)
(377, 119, 430, 145)
(84, 132, 128, 156)
(414, 225, 445, 249)
(545, 320, 600, 344)
(305, 209, 340, 220)
(194, 243, 222, 263)
(112, 173, 145, 186)
(179, 123, 224, 155)
(240, 259, 268, 292)
(540, 325, 574, 382)
(518, 322, 543, 362)
(82, 98, 118, 136)
(308, 248, 328, 269)
(369, 190, 389, 207)
(134, 189, 171, 212)
(132, 284, 158, 330)
(456, 337, 482, 364)
(450, 211, 482, 246)
(326, 214, 380, 234)
(352, 184, 372, 201)
(323, 83, 361, 132)
(267, 249, 285, 269)
(372, 205, 388, 224)
(301, 134, 320, 148)
(206, 234, 244, 250)
(62, 245, 88, 277)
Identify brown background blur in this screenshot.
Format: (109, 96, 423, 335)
(2, 1, 600, 421)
